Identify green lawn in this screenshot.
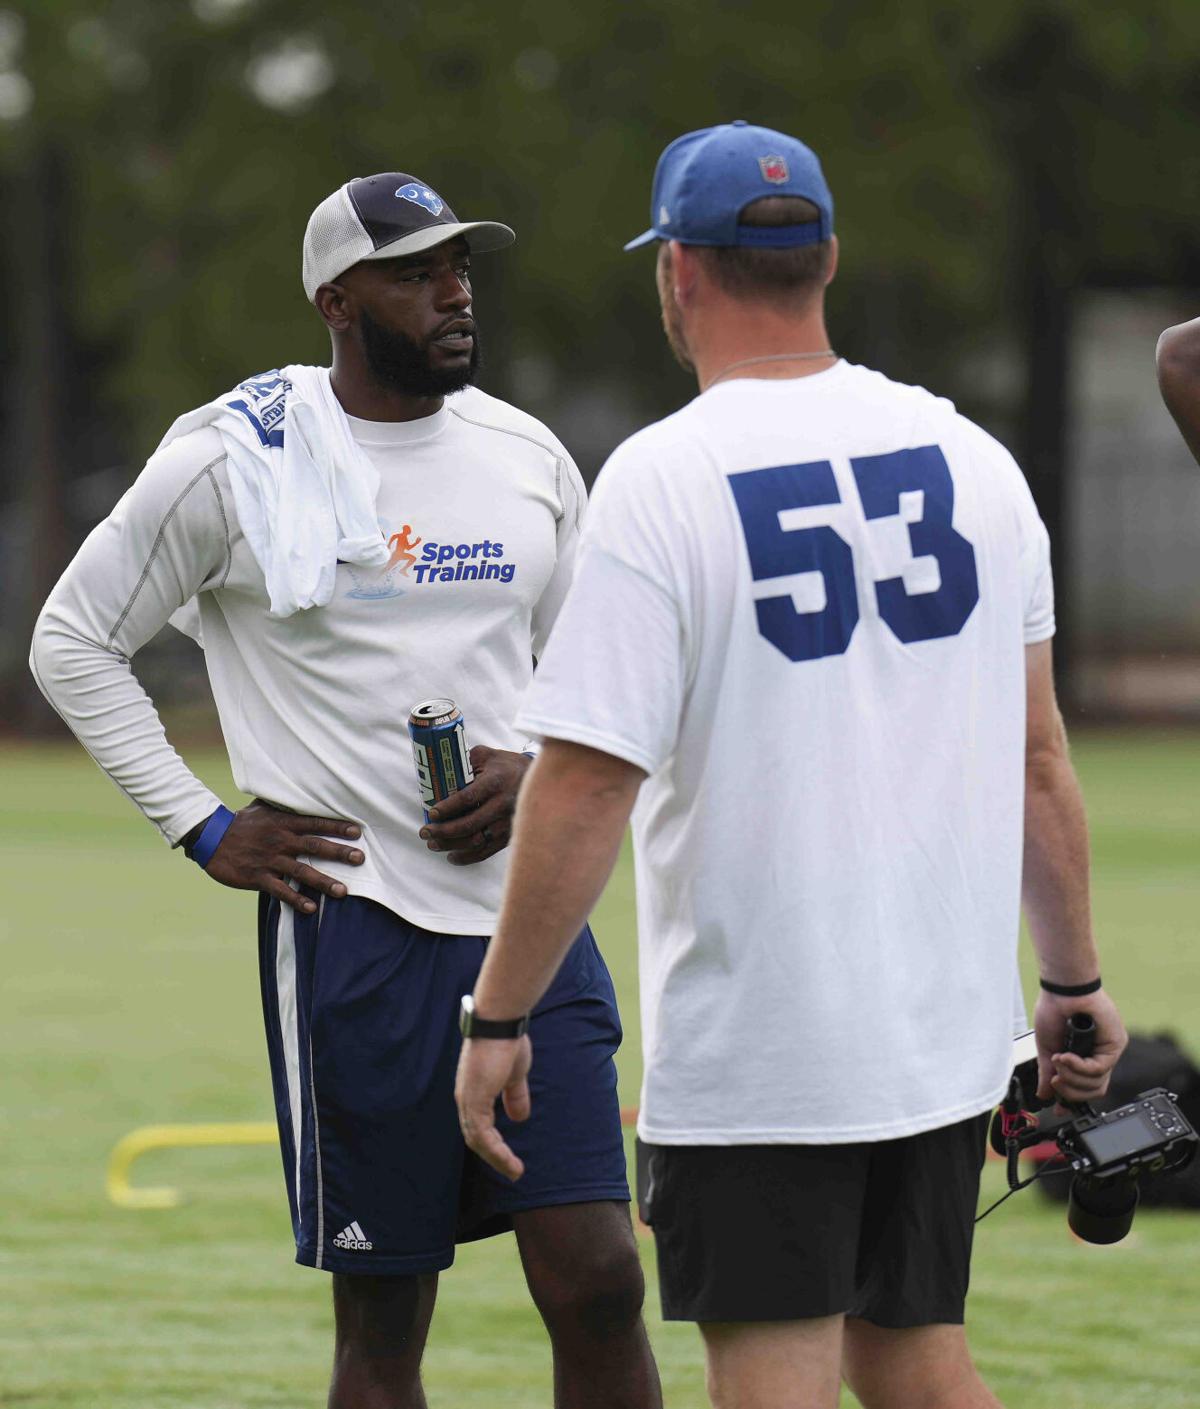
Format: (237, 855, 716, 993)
(1, 733, 1198, 1407)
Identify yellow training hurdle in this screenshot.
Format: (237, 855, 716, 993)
(105, 1122, 278, 1209)
(106, 1109, 643, 1210)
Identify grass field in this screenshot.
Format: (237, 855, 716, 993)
(2, 733, 1198, 1407)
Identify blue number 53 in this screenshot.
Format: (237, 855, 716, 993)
(727, 444, 980, 663)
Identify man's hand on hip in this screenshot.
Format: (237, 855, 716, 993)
(199, 800, 364, 914)
(1034, 988, 1128, 1106)
(455, 1033, 532, 1181)
(419, 746, 532, 865)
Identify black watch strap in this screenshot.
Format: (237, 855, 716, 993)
(460, 995, 530, 1039)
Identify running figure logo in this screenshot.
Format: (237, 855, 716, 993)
(386, 525, 423, 576)
(345, 522, 422, 602)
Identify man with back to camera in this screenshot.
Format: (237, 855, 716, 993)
(455, 123, 1129, 1409)
(30, 173, 660, 1409)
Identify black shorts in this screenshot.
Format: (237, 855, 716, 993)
(638, 1112, 990, 1326)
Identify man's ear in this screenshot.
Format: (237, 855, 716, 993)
(314, 281, 352, 332)
(669, 240, 701, 307)
(824, 234, 839, 288)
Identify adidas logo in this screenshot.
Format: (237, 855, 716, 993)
(333, 1220, 373, 1252)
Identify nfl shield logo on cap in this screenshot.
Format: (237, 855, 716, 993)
(623, 123, 834, 251)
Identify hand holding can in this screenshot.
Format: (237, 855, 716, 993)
(409, 698, 474, 822)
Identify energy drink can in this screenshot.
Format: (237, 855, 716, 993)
(408, 698, 475, 821)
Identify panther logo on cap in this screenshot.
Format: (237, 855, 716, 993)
(395, 183, 445, 216)
(759, 156, 789, 185)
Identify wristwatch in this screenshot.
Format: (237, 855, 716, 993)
(459, 994, 530, 1039)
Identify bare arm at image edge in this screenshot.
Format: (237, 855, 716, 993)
(1156, 317, 1200, 466)
(1022, 639, 1127, 1104)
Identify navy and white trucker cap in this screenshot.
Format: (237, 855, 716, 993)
(625, 121, 833, 251)
(302, 173, 515, 301)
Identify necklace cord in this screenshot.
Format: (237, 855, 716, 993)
(704, 350, 836, 391)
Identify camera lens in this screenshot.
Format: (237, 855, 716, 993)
(1067, 1173, 1139, 1244)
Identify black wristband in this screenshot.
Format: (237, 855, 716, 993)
(459, 995, 530, 1039)
(1040, 975, 1102, 997)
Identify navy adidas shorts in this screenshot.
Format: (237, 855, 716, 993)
(258, 892, 629, 1276)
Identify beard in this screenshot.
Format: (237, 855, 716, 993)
(656, 244, 694, 373)
(358, 309, 482, 397)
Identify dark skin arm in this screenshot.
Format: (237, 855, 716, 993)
(1156, 317, 1200, 465)
(181, 800, 364, 914)
(419, 745, 532, 865)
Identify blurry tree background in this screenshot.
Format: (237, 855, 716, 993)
(2, 0, 1199, 730)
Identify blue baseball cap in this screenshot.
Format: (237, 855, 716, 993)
(624, 120, 833, 252)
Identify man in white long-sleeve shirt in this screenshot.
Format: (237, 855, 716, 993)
(31, 172, 659, 1409)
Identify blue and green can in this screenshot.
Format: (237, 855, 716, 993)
(408, 698, 474, 821)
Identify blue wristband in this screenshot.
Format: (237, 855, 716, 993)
(189, 805, 236, 869)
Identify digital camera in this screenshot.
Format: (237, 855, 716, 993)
(985, 1014, 1198, 1243)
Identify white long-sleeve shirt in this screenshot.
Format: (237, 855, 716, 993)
(31, 385, 585, 934)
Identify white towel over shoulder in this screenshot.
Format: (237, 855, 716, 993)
(159, 365, 389, 625)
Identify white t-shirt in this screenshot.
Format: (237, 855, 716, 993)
(518, 361, 1054, 1144)
(32, 385, 584, 935)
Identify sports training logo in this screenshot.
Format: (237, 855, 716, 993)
(759, 155, 789, 184)
(345, 521, 518, 601)
(395, 183, 445, 215)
